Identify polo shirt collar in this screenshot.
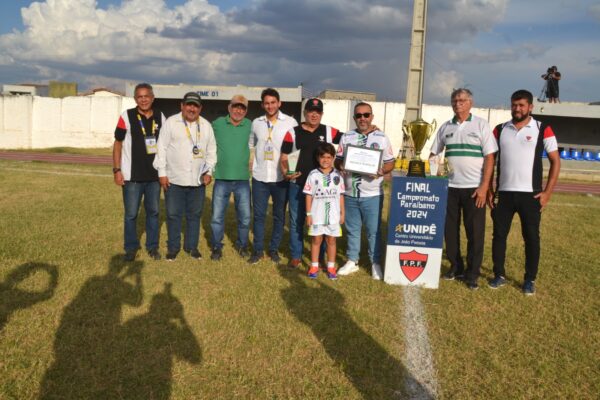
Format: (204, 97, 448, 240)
(506, 116, 536, 131)
(258, 111, 288, 122)
(452, 113, 473, 124)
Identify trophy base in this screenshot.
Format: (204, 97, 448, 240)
(407, 160, 426, 178)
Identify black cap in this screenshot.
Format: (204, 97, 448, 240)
(304, 98, 323, 112)
(182, 92, 202, 106)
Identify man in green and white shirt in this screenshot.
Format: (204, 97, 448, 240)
(429, 88, 497, 289)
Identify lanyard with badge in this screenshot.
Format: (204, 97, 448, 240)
(264, 119, 277, 161)
(184, 118, 203, 159)
(137, 114, 158, 154)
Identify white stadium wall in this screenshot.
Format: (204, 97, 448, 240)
(1, 95, 511, 150)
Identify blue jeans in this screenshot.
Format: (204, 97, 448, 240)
(251, 178, 288, 254)
(122, 181, 160, 252)
(289, 181, 326, 260)
(288, 182, 306, 259)
(164, 184, 205, 252)
(344, 195, 384, 264)
(210, 180, 251, 250)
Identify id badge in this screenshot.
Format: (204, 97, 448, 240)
(263, 140, 274, 161)
(192, 146, 204, 159)
(145, 136, 157, 154)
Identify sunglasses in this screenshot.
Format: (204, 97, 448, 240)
(354, 112, 372, 119)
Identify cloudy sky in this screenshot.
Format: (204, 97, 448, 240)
(0, 0, 598, 107)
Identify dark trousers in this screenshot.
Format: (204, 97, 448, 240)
(492, 191, 541, 282)
(251, 178, 288, 254)
(444, 187, 486, 282)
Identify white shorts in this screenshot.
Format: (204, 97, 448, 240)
(308, 224, 342, 237)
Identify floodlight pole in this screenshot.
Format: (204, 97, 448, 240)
(404, 0, 428, 123)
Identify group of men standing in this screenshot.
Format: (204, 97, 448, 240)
(113, 84, 393, 280)
(430, 88, 560, 294)
(113, 83, 560, 293)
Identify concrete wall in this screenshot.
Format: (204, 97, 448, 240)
(0, 95, 135, 149)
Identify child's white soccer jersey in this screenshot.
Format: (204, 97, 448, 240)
(303, 168, 345, 226)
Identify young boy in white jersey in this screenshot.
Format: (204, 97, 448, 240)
(304, 143, 345, 280)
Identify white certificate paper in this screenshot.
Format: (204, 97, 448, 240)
(343, 145, 383, 175)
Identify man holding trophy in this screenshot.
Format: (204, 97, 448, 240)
(335, 102, 395, 279)
(429, 88, 497, 289)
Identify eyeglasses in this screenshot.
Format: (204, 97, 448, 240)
(354, 112, 372, 119)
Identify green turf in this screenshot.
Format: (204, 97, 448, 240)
(0, 159, 598, 399)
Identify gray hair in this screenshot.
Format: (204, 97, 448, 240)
(450, 88, 473, 101)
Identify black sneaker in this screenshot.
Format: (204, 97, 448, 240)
(488, 276, 506, 289)
(123, 250, 137, 262)
(185, 248, 202, 260)
(466, 280, 479, 290)
(166, 251, 178, 261)
(522, 280, 536, 296)
(442, 270, 464, 281)
(211, 247, 223, 261)
(248, 251, 263, 264)
(148, 249, 161, 260)
(269, 251, 281, 263)
(236, 246, 250, 258)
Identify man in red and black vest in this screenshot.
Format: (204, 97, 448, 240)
(113, 83, 166, 261)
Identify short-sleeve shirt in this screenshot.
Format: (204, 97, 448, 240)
(212, 115, 251, 180)
(303, 169, 345, 225)
(114, 108, 165, 181)
(430, 114, 497, 188)
(335, 129, 395, 198)
(281, 124, 342, 187)
(494, 117, 558, 192)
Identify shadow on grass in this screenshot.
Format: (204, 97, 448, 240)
(39, 255, 201, 399)
(0, 262, 58, 332)
(278, 268, 429, 399)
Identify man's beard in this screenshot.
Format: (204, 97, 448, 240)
(512, 111, 530, 123)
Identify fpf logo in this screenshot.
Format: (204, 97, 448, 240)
(399, 250, 428, 282)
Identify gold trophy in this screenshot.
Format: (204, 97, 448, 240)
(402, 118, 437, 177)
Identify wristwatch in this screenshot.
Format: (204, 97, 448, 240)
(112, 167, 121, 174)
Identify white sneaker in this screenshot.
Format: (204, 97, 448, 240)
(371, 263, 383, 280)
(338, 260, 359, 276)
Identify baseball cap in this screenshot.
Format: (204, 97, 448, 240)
(182, 92, 202, 106)
(304, 98, 323, 112)
(230, 94, 248, 108)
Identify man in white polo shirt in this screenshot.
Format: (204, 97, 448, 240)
(248, 88, 298, 264)
(430, 88, 497, 290)
(487, 89, 560, 295)
(335, 102, 395, 280)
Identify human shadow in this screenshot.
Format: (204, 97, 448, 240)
(279, 268, 432, 399)
(39, 255, 144, 399)
(0, 262, 58, 332)
(115, 283, 202, 399)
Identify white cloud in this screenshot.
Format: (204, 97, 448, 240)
(0, 0, 597, 105)
(426, 70, 462, 103)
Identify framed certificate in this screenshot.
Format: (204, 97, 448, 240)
(343, 144, 383, 175)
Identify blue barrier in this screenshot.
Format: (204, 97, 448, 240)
(559, 149, 571, 160)
(570, 149, 582, 160)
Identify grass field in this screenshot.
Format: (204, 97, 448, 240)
(0, 159, 598, 399)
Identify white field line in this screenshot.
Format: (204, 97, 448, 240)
(402, 286, 438, 399)
(0, 166, 109, 178)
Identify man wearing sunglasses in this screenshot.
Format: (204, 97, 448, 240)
(335, 102, 395, 279)
(209, 95, 252, 261)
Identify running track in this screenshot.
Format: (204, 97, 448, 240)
(1, 151, 599, 195)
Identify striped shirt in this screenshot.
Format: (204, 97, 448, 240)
(430, 114, 497, 188)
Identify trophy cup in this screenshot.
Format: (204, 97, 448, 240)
(402, 118, 437, 178)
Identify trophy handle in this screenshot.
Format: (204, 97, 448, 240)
(430, 119, 437, 136)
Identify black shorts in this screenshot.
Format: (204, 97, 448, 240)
(546, 80, 559, 98)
